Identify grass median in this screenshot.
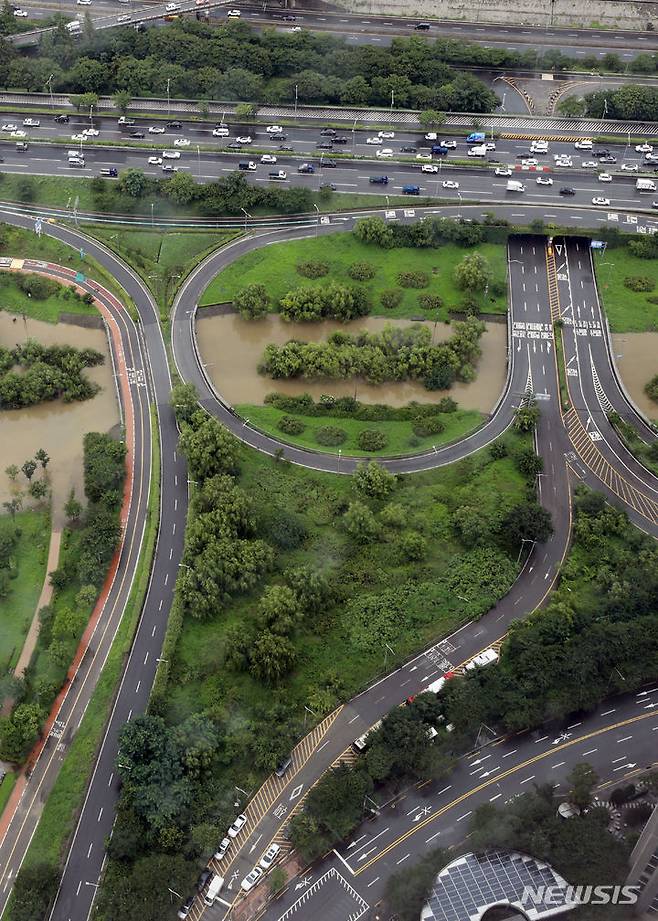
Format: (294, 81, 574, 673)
(593, 246, 658, 333)
(12, 405, 160, 881)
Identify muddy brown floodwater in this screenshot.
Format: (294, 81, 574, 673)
(0, 313, 120, 523)
(611, 333, 658, 421)
(196, 314, 507, 413)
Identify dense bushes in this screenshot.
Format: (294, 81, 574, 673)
(355, 215, 489, 250)
(357, 429, 388, 452)
(15, 273, 59, 299)
(0, 339, 103, 409)
(264, 391, 457, 420)
(277, 415, 306, 435)
(583, 84, 658, 121)
(645, 374, 658, 403)
(315, 425, 347, 446)
(623, 275, 654, 292)
(397, 271, 429, 289)
(259, 317, 485, 391)
(348, 262, 376, 281)
(234, 283, 270, 319)
(297, 261, 329, 279)
(83, 432, 127, 506)
(279, 283, 370, 322)
(412, 416, 445, 437)
(380, 288, 403, 309)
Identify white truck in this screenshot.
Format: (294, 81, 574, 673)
(636, 178, 657, 192)
(66, 19, 81, 33)
(203, 874, 224, 906)
(467, 144, 487, 158)
(506, 179, 525, 192)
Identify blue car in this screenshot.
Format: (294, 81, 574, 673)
(402, 184, 420, 195)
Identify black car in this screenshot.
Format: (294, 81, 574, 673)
(369, 175, 389, 184)
(414, 21, 430, 29)
(321, 159, 337, 167)
(227, 142, 242, 149)
(196, 869, 211, 893)
(270, 133, 287, 140)
(283, 13, 296, 20)
(316, 142, 333, 150)
(651, 200, 658, 209)
(333, 136, 349, 144)
(592, 149, 609, 157)
(129, 131, 145, 138)
(559, 187, 576, 195)
(600, 155, 617, 163)
(401, 145, 417, 153)
(320, 128, 337, 136)
(54, 114, 70, 123)
(167, 120, 183, 129)
(278, 144, 294, 151)
(319, 182, 337, 191)
(177, 896, 194, 920)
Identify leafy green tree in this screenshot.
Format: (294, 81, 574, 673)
(258, 584, 302, 635)
(11, 862, 60, 921)
(645, 374, 658, 403)
(28, 479, 48, 501)
(34, 448, 49, 469)
(454, 252, 493, 293)
(178, 412, 240, 482)
(52, 606, 87, 641)
(452, 505, 490, 548)
(113, 90, 132, 115)
(354, 216, 394, 248)
(515, 396, 540, 432)
(170, 381, 198, 425)
(269, 866, 287, 894)
(418, 109, 446, 128)
(567, 763, 599, 811)
(557, 95, 586, 117)
(21, 459, 36, 482)
(83, 433, 126, 505)
(5, 464, 19, 482)
(234, 283, 271, 320)
(515, 446, 544, 478)
(502, 501, 553, 545)
(398, 530, 427, 561)
(235, 102, 257, 119)
(343, 501, 379, 543)
(118, 168, 148, 199)
(249, 631, 297, 684)
(283, 566, 332, 614)
(287, 813, 331, 863)
(3, 497, 22, 520)
(96, 853, 194, 921)
(353, 461, 396, 499)
(164, 170, 199, 206)
(64, 488, 82, 522)
(385, 849, 449, 921)
(75, 584, 98, 610)
(77, 504, 122, 586)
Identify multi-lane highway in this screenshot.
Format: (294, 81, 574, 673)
(1, 116, 658, 210)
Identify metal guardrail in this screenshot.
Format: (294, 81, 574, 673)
(1, 91, 658, 136)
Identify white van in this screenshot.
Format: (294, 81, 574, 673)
(574, 139, 593, 150)
(506, 179, 525, 192)
(353, 719, 382, 752)
(530, 140, 548, 153)
(204, 874, 224, 906)
(465, 648, 500, 671)
(467, 144, 487, 158)
(68, 149, 83, 158)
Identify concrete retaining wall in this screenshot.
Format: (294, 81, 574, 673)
(331, 0, 658, 30)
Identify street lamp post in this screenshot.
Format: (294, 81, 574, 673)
(314, 203, 320, 235)
(389, 88, 394, 116)
(196, 144, 201, 177)
(457, 189, 463, 219)
(46, 73, 55, 109)
(294, 83, 298, 120)
(150, 201, 154, 228)
(166, 78, 171, 118)
(352, 116, 357, 153)
(240, 207, 251, 232)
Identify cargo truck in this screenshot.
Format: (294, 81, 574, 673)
(506, 179, 525, 192)
(636, 178, 657, 192)
(467, 131, 485, 143)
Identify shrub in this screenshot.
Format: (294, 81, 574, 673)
(623, 275, 654, 292)
(348, 262, 376, 281)
(647, 295, 658, 305)
(397, 271, 430, 289)
(399, 531, 428, 561)
(459, 294, 481, 316)
(315, 425, 347, 446)
(412, 416, 445, 437)
(15, 273, 59, 300)
(380, 288, 403, 309)
(489, 279, 507, 298)
(418, 293, 444, 311)
(645, 374, 658, 403)
(357, 429, 388, 452)
(437, 397, 457, 413)
(489, 440, 508, 459)
(261, 510, 308, 550)
(234, 283, 271, 319)
(297, 261, 329, 278)
(277, 415, 306, 435)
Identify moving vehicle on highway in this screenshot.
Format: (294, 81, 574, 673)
(213, 126, 229, 137)
(376, 148, 393, 158)
(592, 196, 611, 206)
(636, 143, 653, 153)
(236, 136, 252, 144)
(598, 173, 612, 182)
(574, 139, 593, 150)
(421, 164, 439, 173)
(366, 137, 382, 145)
(174, 137, 190, 147)
(369, 175, 389, 183)
(100, 167, 118, 177)
(637, 177, 657, 191)
(239, 161, 257, 170)
(148, 156, 163, 165)
(506, 179, 525, 192)
(621, 163, 639, 172)
(353, 719, 383, 752)
(266, 125, 283, 133)
(442, 179, 459, 189)
(22, 118, 39, 127)
(559, 186, 576, 195)
(465, 648, 500, 671)
(402, 184, 420, 194)
(536, 176, 553, 185)
(466, 131, 485, 143)
(261, 154, 277, 164)
(297, 163, 315, 173)
(149, 125, 165, 134)
(162, 150, 181, 158)
(13, 8, 27, 15)
(495, 167, 512, 176)
(378, 130, 395, 139)
(268, 170, 287, 180)
(468, 144, 487, 158)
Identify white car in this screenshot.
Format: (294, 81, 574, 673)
(259, 843, 281, 871)
(149, 126, 165, 134)
(415, 153, 432, 161)
(10, 130, 26, 138)
(635, 143, 653, 153)
(574, 140, 592, 150)
(485, 142, 496, 151)
(13, 8, 28, 15)
(162, 164, 178, 172)
(117, 13, 131, 21)
(598, 173, 612, 182)
(227, 8, 241, 15)
(236, 136, 252, 144)
(465, 648, 499, 671)
(83, 128, 99, 136)
(592, 196, 610, 206)
(621, 163, 639, 172)
(421, 164, 439, 173)
(148, 156, 163, 165)
(536, 176, 553, 185)
(266, 125, 283, 134)
(378, 130, 395, 139)
(165, 1, 179, 9)
(375, 148, 393, 158)
(162, 150, 181, 159)
(440, 139, 457, 149)
(214, 837, 231, 861)
(174, 138, 190, 147)
(581, 160, 598, 168)
(442, 180, 459, 189)
(366, 137, 382, 145)
(494, 167, 512, 176)
(212, 126, 229, 137)
(241, 867, 263, 893)
(289, 25, 302, 31)
(23, 118, 40, 127)
(520, 158, 538, 166)
(1, 124, 17, 132)
(645, 153, 658, 163)
(228, 813, 247, 838)
(261, 154, 277, 164)
(71, 134, 85, 142)
(555, 159, 572, 168)
(76, 0, 91, 4)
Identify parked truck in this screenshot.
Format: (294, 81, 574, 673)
(636, 178, 657, 192)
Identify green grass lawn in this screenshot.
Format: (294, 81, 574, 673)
(0, 771, 16, 817)
(163, 431, 530, 755)
(593, 247, 658, 333)
(0, 509, 50, 673)
(199, 233, 508, 320)
(0, 273, 99, 324)
(237, 404, 484, 457)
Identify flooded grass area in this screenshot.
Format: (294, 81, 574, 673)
(0, 313, 120, 519)
(611, 332, 658, 421)
(199, 235, 508, 320)
(197, 313, 507, 414)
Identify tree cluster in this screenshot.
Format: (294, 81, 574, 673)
(279, 283, 370, 322)
(442, 489, 658, 736)
(259, 317, 485, 391)
(0, 339, 103, 409)
(264, 391, 458, 421)
(583, 84, 658, 121)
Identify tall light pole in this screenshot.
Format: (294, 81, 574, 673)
(389, 88, 394, 116)
(352, 116, 357, 154)
(457, 189, 462, 219)
(150, 201, 154, 228)
(89, 102, 94, 126)
(46, 73, 55, 109)
(313, 203, 320, 236)
(196, 144, 201, 177)
(241, 207, 251, 232)
(294, 83, 298, 120)
(166, 77, 171, 118)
